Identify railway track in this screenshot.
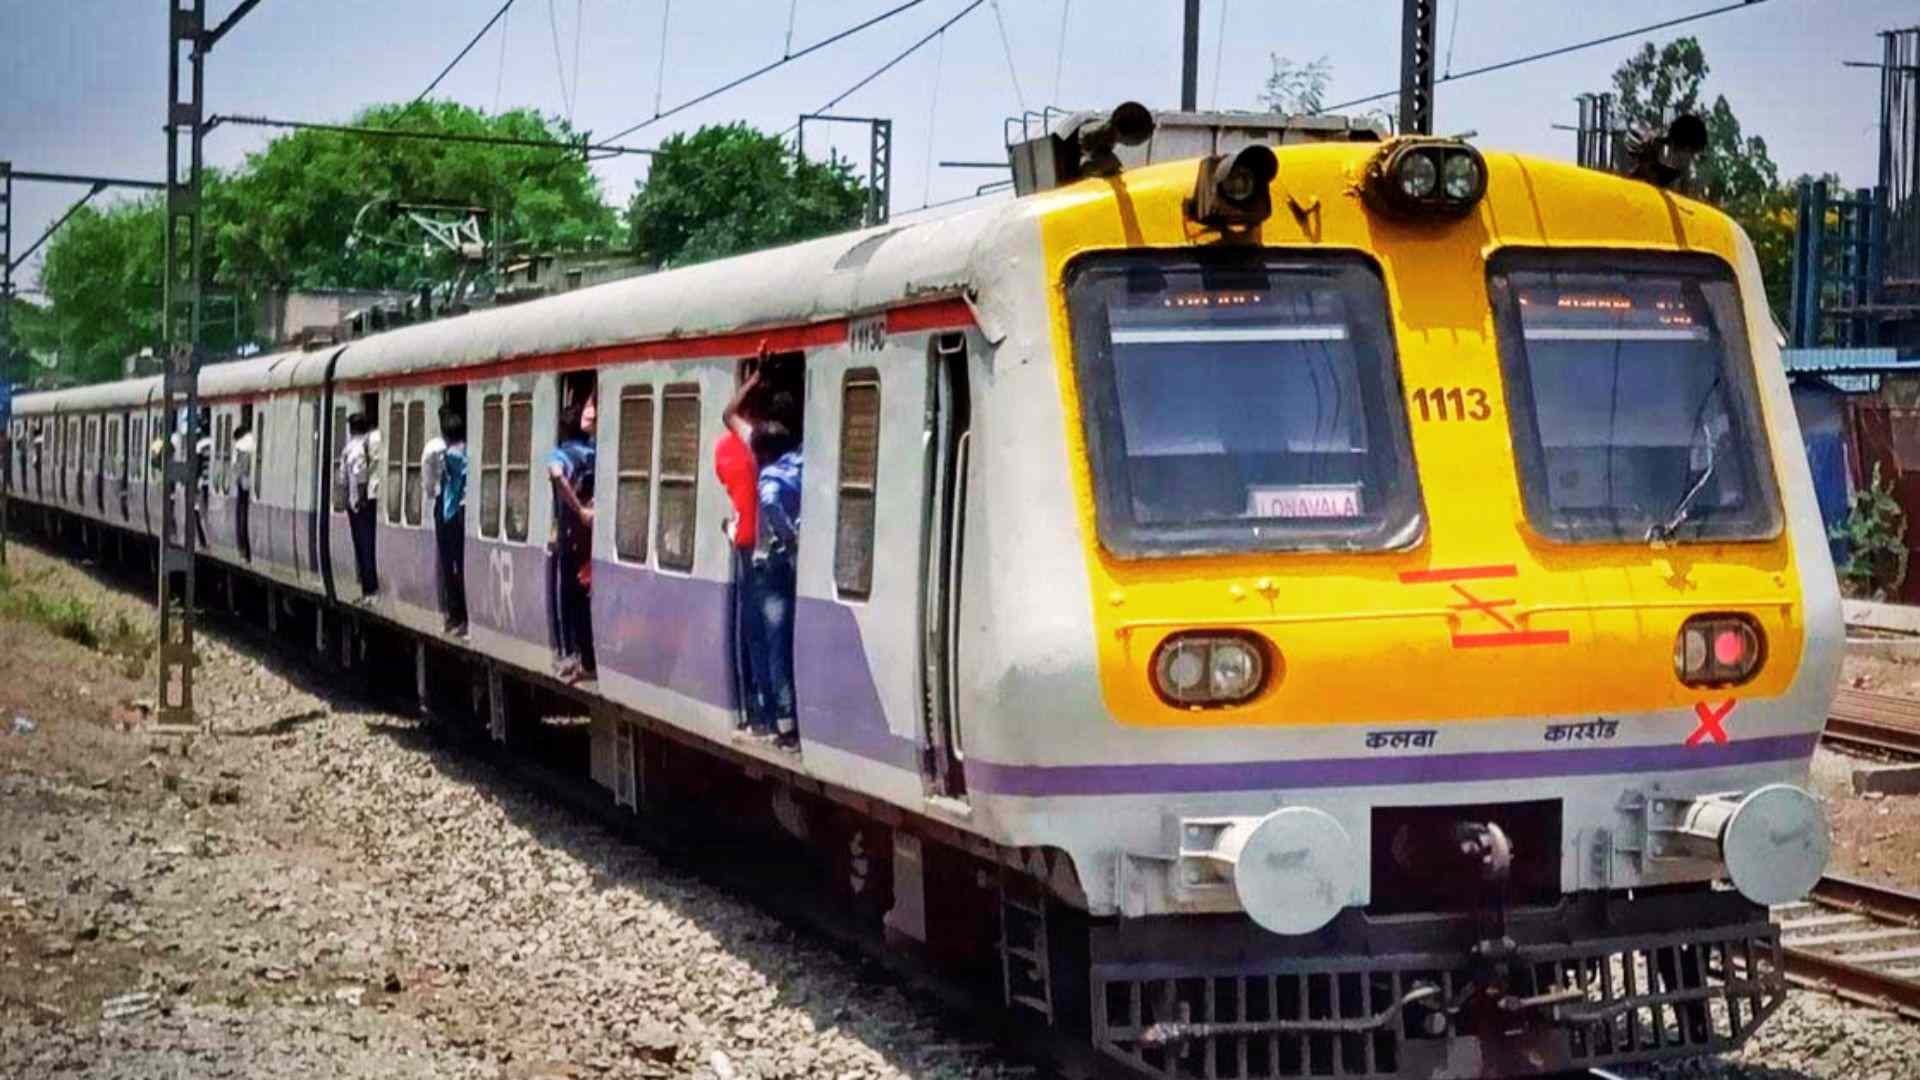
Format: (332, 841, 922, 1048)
(1823, 687, 1920, 758)
(1778, 875, 1920, 1021)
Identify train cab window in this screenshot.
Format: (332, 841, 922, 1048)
(656, 384, 701, 571)
(1488, 250, 1780, 544)
(404, 400, 426, 526)
(834, 370, 881, 598)
(1065, 251, 1423, 556)
(504, 392, 534, 541)
(615, 385, 654, 564)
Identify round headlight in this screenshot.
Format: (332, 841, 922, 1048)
(1219, 164, 1259, 203)
(1209, 641, 1263, 700)
(1162, 644, 1206, 697)
(1397, 151, 1439, 199)
(1442, 151, 1481, 200)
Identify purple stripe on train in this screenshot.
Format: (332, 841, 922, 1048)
(960, 732, 1821, 797)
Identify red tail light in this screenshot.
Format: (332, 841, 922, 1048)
(1674, 615, 1763, 688)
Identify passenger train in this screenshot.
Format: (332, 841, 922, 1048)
(5, 107, 1838, 1079)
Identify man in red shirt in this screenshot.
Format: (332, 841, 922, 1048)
(719, 362, 768, 732)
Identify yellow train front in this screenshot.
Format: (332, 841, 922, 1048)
(961, 112, 1839, 1078)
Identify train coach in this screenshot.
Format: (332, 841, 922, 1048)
(5, 106, 1839, 1080)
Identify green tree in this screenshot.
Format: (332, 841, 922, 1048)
(32, 195, 169, 384)
(627, 123, 867, 267)
(209, 101, 619, 290)
(1262, 55, 1332, 116)
(1611, 37, 1795, 320)
(30, 100, 620, 384)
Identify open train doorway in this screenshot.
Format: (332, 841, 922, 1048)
(550, 371, 599, 682)
(922, 333, 970, 800)
(720, 351, 805, 737)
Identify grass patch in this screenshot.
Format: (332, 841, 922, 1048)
(0, 567, 152, 677)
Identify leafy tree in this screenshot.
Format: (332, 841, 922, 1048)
(627, 123, 868, 267)
(209, 101, 619, 290)
(31, 195, 169, 384)
(1262, 55, 1332, 116)
(30, 101, 620, 384)
(1611, 37, 1791, 320)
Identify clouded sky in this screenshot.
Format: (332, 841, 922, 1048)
(1, 0, 1912, 292)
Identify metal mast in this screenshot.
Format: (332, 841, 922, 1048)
(1399, 0, 1437, 135)
(1180, 0, 1200, 112)
(157, 0, 263, 733)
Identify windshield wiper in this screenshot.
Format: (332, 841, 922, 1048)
(1646, 418, 1718, 545)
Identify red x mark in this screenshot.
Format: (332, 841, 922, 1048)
(1686, 700, 1737, 746)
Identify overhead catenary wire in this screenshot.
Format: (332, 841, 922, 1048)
(547, 0, 574, 119)
(413, 0, 518, 106)
(801, 0, 989, 123)
(784, 0, 801, 57)
(989, 0, 1028, 115)
(605, 0, 933, 143)
(923, 29, 948, 206)
(493, 2, 512, 113)
(570, 0, 585, 127)
(1443, 0, 1463, 78)
(653, 0, 673, 118)
(1051, 0, 1070, 105)
(207, 114, 655, 157)
(1316, 0, 1774, 115)
(1209, 0, 1230, 108)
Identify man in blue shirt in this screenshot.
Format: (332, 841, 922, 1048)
(435, 407, 470, 636)
(753, 415, 803, 750)
(548, 388, 597, 682)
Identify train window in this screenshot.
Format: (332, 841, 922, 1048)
(615, 385, 654, 564)
(330, 405, 349, 512)
(655, 384, 700, 571)
(216, 414, 231, 493)
(479, 394, 504, 539)
(385, 400, 406, 525)
(834, 370, 881, 598)
(404, 400, 426, 527)
(1065, 251, 1423, 556)
(504, 392, 533, 542)
(131, 418, 145, 482)
(1488, 250, 1781, 544)
(107, 417, 122, 480)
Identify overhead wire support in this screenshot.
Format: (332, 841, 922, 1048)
(802, 0, 988, 122)
(1317, 0, 1775, 116)
(604, 0, 933, 143)
(414, 0, 518, 106)
(8, 183, 109, 276)
(207, 115, 656, 157)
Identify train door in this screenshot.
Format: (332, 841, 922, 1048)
(920, 332, 971, 799)
(298, 391, 323, 583)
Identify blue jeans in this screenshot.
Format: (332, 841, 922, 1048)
(730, 547, 768, 729)
(749, 551, 797, 737)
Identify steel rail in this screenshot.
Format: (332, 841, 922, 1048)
(1824, 688, 1920, 760)
(1780, 876, 1920, 1022)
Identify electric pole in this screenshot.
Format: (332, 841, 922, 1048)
(1399, 0, 1437, 135)
(1180, 0, 1200, 111)
(156, 0, 263, 734)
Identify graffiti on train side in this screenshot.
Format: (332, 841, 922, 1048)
(485, 547, 517, 632)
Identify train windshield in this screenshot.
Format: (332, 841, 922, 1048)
(1065, 252, 1423, 556)
(1489, 251, 1781, 544)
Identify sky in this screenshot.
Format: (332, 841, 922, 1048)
(1, 0, 1913, 294)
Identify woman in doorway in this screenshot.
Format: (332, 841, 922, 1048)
(548, 383, 597, 682)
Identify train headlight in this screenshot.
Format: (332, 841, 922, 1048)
(1673, 614, 1764, 688)
(1364, 140, 1487, 221)
(1153, 634, 1269, 706)
(1185, 145, 1279, 230)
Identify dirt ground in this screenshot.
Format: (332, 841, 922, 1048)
(0, 542, 1012, 1079)
(1814, 654, 1920, 895)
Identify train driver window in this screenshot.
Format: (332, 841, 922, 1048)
(615, 385, 654, 564)
(834, 369, 881, 598)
